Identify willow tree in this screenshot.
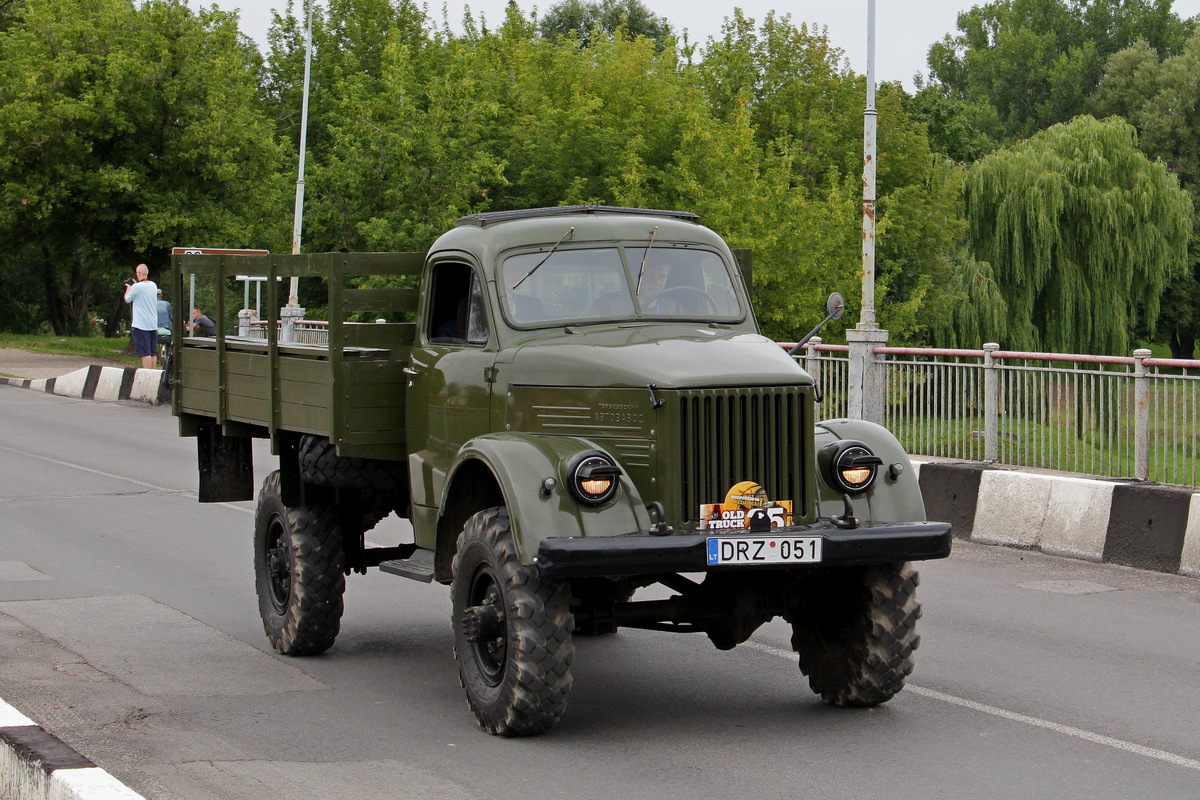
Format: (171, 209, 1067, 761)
(963, 115, 1192, 354)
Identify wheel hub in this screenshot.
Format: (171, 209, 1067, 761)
(265, 520, 291, 613)
(466, 569, 508, 685)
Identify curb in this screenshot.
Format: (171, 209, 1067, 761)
(0, 366, 163, 405)
(1, 699, 145, 800)
(915, 461, 1200, 578)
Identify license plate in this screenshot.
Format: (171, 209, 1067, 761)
(706, 536, 822, 566)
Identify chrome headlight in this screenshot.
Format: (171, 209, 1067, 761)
(825, 441, 883, 494)
(567, 451, 622, 505)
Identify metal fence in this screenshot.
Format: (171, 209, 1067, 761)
(246, 319, 329, 345)
(794, 340, 1200, 488)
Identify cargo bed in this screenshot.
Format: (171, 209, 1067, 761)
(170, 252, 423, 461)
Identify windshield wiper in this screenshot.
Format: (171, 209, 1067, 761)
(512, 227, 574, 290)
(635, 226, 660, 293)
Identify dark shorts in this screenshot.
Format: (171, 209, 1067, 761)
(132, 328, 158, 358)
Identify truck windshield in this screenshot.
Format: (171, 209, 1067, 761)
(501, 246, 741, 325)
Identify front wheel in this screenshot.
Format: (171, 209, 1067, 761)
(790, 563, 921, 707)
(253, 471, 346, 655)
(451, 507, 575, 736)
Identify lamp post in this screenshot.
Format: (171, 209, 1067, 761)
(283, 0, 315, 340)
(860, 0, 877, 329)
(846, 0, 888, 423)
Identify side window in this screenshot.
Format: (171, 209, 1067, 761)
(428, 263, 489, 346)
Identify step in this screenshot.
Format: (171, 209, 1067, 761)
(379, 548, 436, 583)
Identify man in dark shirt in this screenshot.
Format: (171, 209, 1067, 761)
(188, 308, 216, 337)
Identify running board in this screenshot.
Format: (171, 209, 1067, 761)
(379, 549, 436, 583)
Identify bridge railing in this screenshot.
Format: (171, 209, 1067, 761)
(788, 340, 1200, 488)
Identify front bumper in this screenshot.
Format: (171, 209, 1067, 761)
(535, 520, 952, 578)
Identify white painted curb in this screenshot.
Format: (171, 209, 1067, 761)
(0, 699, 146, 800)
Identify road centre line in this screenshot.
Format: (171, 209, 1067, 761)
(0, 442, 253, 516)
(742, 640, 1200, 773)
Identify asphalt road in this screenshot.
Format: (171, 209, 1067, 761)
(1, 385, 1199, 800)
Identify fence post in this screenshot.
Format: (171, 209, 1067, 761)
(847, 327, 889, 424)
(279, 305, 305, 344)
(1133, 348, 1151, 481)
(238, 308, 256, 337)
(983, 343, 999, 462)
(805, 336, 822, 393)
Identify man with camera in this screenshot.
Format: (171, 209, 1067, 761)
(123, 263, 159, 369)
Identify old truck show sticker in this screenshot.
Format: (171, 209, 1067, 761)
(698, 481, 793, 530)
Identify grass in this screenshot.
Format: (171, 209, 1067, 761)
(0, 333, 140, 368)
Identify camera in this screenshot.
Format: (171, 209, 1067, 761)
(124, 279, 135, 287)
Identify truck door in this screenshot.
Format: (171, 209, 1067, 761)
(405, 261, 495, 509)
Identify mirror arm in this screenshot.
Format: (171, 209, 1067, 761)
(788, 314, 834, 356)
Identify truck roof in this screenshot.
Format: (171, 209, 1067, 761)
(455, 205, 702, 228)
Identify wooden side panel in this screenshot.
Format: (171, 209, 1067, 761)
(336, 360, 407, 458)
(178, 347, 219, 417)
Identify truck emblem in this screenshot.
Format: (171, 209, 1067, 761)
(699, 480, 793, 530)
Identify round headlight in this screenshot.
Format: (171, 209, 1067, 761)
(567, 452, 622, 505)
(826, 441, 883, 494)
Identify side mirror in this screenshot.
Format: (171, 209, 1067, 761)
(788, 292, 847, 356)
(827, 292, 845, 321)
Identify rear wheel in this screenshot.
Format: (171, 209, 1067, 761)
(451, 507, 574, 736)
(253, 471, 345, 655)
(790, 563, 921, 706)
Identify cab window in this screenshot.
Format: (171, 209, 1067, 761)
(428, 263, 488, 345)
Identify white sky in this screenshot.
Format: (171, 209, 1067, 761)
(195, 0, 1200, 91)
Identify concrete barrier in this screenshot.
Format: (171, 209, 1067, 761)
(1, 366, 163, 405)
(921, 460, 1200, 579)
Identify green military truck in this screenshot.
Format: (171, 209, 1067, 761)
(170, 205, 951, 736)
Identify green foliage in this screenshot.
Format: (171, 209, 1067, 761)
(538, 0, 673, 48)
(1088, 29, 1200, 357)
(0, 0, 286, 334)
(964, 115, 1192, 354)
(928, 0, 1195, 140)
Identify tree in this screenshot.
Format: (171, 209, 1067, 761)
(538, 0, 673, 49)
(927, 0, 1194, 140)
(1091, 29, 1200, 357)
(0, 0, 286, 335)
(963, 115, 1192, 354)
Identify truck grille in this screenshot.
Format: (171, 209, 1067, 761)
(675, 387, 810, 524)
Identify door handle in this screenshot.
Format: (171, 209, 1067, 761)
(403, 366, 419, 376)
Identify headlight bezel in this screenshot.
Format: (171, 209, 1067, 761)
(824, 440, 883, 494)
(565, 450, 622, 506)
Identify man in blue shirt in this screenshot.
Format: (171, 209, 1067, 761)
(124, 263, 159, 369)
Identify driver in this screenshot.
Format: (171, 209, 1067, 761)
(637, 259, 673, 314)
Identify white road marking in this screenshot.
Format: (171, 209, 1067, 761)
(0, 442, 253, 515)
(743, 639, 1200, 772)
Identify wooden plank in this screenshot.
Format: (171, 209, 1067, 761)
(341, 288, 419, 314)
(227, 395, 271, 422)
(342, 324, 414, 350)
(226, 373, 271, 401)
(278, 357, 332, 385)
(337, 407, 405, 432)
(280, 404, 332, 433)
(343, 361, 410, 386)
(179, 388, 219, 416)
(337, 252, 425, 277)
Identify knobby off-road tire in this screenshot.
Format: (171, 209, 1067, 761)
(253, 471, 346, 655)
(791, 562, 921, 707)
(451, 507, 575, 736)
(298, 434, 406, 495)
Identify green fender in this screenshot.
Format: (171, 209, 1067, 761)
(813, 418, 928, 524)
(447, 433, 654, 566)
